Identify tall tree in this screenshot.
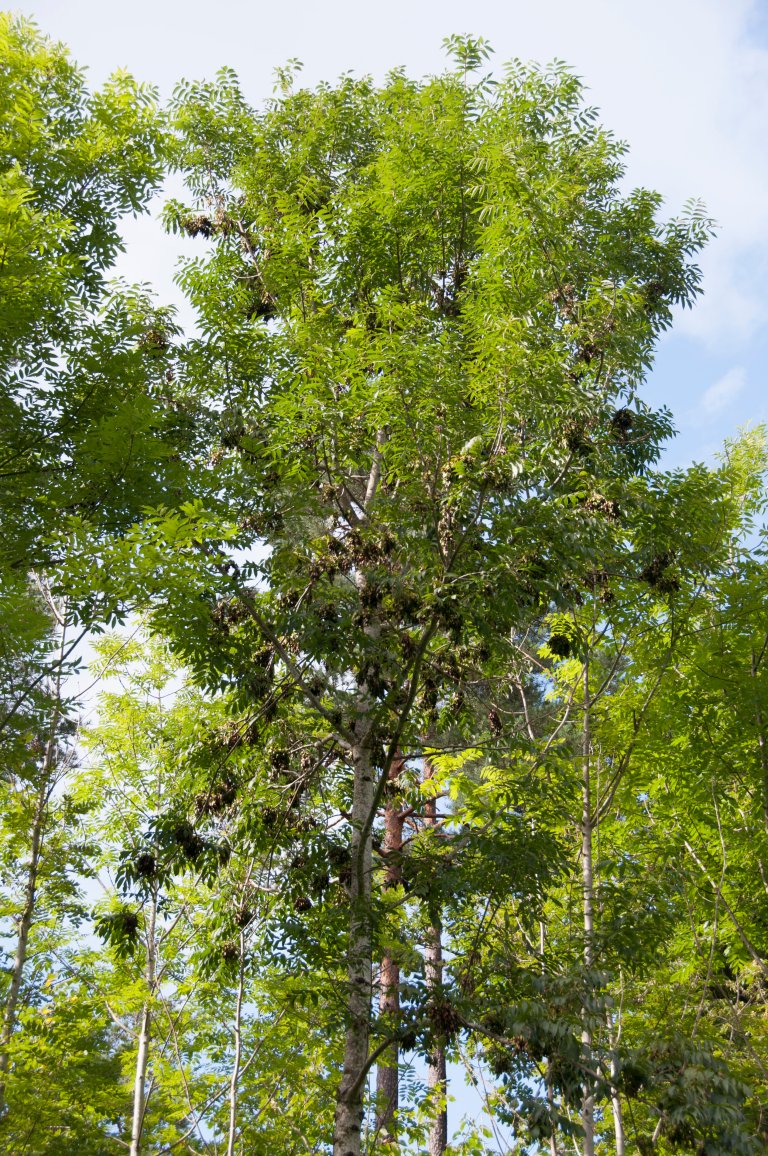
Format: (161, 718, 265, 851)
(148, 36, 710, 1154)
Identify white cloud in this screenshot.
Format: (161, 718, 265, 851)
(699, 367, 747, 417)
(673, 249, 768, 346)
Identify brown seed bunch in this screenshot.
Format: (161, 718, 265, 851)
(211, 597, 250, 628)
(488, 709, 503, 737)
(583, 493, 620, 520)
(428, 998, 462, 1041)
(583, 567, 609, 590)
(564, 423, 594, 456)
(195, 778, 238, 817)
(642, 279, 667, 310)
(611, 407, 635, 438)
(138, 328, 169, 352)
(640, 553, 680, 594)
(545, 633, 569, 661)
(576, 340, 600, 365)
(134, 852, 157, 880)
(271, 749, 291, 773)
(487, 1046, 514, 1076)
(547, 633, 571, 658)
(234, 907, 253, 928)
(171, 820, 206, 863)
(182, 213, 214, 238)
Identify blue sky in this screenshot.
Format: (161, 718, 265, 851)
(22, 0, 768, 473)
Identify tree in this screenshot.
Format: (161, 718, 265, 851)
(137, 36, 710, 1154)
(83, 633, 343, 1155)
(586, 432, 768, 1152)
(0, 11, 193, 855)
(461, 432, 768, 1153)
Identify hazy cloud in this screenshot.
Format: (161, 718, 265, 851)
(699, 367, 747, 417)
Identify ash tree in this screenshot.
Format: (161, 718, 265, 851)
(72, 35, 715, 1156)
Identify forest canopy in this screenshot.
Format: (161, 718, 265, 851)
(1, 15, 767, 1156)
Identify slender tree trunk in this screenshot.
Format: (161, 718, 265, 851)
(130, 885, 157, 1156)
(332, 445, 391, 1156)
(540, 921, 559, 1156)
(0, 776, 47, 1114)
(751, 648, 768, 836)
(333, 737, 375, 1156)
(581, 661, 595, 1156)
(607, 966, 625, 1154)
(0, 639, 64, 1117)
(376, 953, 400, 1144)
(609, 1035, 625, 1156)
(424, 768, 447, 1156)
(376, 758, 405, 1146)
(546, 1081, 559, 1156)
(425, 918, 447, 1156)
(227, 930, 246, 1156)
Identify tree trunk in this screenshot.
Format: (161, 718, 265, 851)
(227, 930, 246, 1156)
(581, 661, 595, 1156)
(424, 767, 447, 1156)
(130, 885, 157, 1156)
(333, 738, 375, 1156)
(751, 648, 768, 836)
(0, 657, 64, 1118)
(376, 954, 400, 1146)
(540, 921, 560, 1156)
(130, 1006, 151, 1156)
(425, 918, 447, 1156)
(609, 1037, 625, 1156)
(0, 776, 47, 1114)
(376, 758, 405, 1146)
(546, 1081, 559, 1156)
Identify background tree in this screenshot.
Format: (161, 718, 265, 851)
(83, 634, 344, 1155)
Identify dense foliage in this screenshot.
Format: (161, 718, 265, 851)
(1, 17, 767, 1156)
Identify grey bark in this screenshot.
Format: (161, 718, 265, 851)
(609, 1034, 625, 1156)
(332, 737, 375, 1156)
(425, 921, 447, 1156)
(130, 885, 157, 1156)
(226, 930, 246, 1156)
(424, 773, 447, 1156)
(0, 624, 65, 1116)
(581, 662, 595, 1156)
(541, 922, 559, 1156)
(0, 776, 48, 1114)
(376, 758, 405, 1145)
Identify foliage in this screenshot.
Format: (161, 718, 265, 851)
(2, 18, 768, 1156)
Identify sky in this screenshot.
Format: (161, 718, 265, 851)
(21, 0, 768, 473)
